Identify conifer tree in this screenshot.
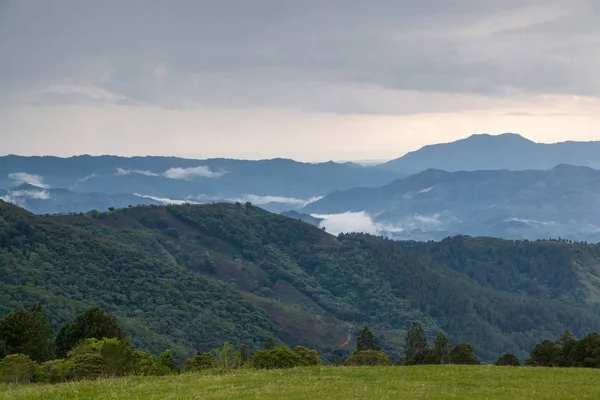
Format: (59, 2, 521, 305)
(403, 322, 429, 365)
(356, 327, 379, 353)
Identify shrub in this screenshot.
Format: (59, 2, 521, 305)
(39, 359, 75, 383)
(449, 343, 480, 365)
(133, 353, 160, 376)
(68, 337, 137, 379)
(157, 349, 177, 375)
(252, 346, 302, 369)
(344, 350, 391, 366)
(0, 353, 40, 383)
(182, 352, 217, 372)
(496, 353, 520, 366)
(293, 346, 322, 366)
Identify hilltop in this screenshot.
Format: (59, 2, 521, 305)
(379, 133, 600, 174)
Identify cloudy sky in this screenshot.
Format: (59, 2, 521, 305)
(1, 0, 599, 161)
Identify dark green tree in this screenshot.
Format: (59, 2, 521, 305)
(0, 304, 55, 362)
(356, 327, 379, 353)
(263, 337, 277, 351)
(526, 340, 559, 367)
(433, 332, 452, 364)
(555, 330, 576, 367)
(449, 343, 480, 365)
(403, 322, 429, 365)
(239, 344, 250, 364)
(55, 307, 125, 358)
(495, 353, 520, 366)
(182, 352, 217, 372)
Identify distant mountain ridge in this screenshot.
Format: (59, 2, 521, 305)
(379, 133, 600, 174)
(0, 155, 401, 214)
(304, 164, 600, 242)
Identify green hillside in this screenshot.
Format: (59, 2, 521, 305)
(3, 200, 600, 362)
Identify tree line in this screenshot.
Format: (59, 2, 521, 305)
(2, 305, 600, 384)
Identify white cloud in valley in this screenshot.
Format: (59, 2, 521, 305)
(7, 172, 50, 188)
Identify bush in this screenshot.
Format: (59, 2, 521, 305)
(39, 359, 75, 383)
(496, 353, 520, 366)
(68, 337, 137, 379)
(182, 352, 217, 372)
(133, 353, 160, 376)
(293, 346, 322, 366)
(344, 350, 391, 366)
(252, 346, 302, 369)
(0, 354, 40, 383)
(157, 349, 177, 375)
(449, 343, 480, 365)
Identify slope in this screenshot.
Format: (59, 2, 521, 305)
(0, 201, 278, 360)
(43, 203, 600, 362)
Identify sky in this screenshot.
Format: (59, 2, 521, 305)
(1, 0, 599, 162)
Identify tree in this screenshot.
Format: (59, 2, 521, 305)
(158, 349, 176, 374)
(0, 304, 55, 362)
(403, 322, 429, 365)
(214, 342, 240, 370)
(555, 330, 576, 367)
(344, 350, 391, 366)
(449, 343, 480, 365)
(182, 352, 217, 372)
(526, 340, 559, 367)
(55, 307, 125, 358)
(263, 337, 277, 351)
(433, 332, 452, 364)
(239, 344, 250, 364)
(356, 327, 379, 353)
(496, 353, 520, 366)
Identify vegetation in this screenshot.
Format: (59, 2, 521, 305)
(4, 200, 600, 363)
(3, 366, 600, 400)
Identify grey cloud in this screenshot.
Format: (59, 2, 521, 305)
(1, 0, 598, 114)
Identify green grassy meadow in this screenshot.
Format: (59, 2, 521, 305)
(1, 366, 599, 400)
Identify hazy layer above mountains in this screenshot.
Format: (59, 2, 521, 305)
(2, 133, 600, 242)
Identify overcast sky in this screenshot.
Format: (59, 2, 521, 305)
(1, 0, 599, 161)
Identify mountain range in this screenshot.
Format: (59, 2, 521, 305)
(3, 201, 600, 363)
(304, 164, 600, 242)
(2, 133, 600, 242)
(0, 155, 400, 214)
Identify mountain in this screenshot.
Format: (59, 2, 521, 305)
(303, 164, 600, 242)
(380, 133, 600, 174)
(0, 183, 161, 214)
(3, 201, 600, 362)
(0, 155, 402, 214)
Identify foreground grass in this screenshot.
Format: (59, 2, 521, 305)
(2, 365, 599, 399)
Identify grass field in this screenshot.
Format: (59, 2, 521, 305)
(1, 365, 599, 399)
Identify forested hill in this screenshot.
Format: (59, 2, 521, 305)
(2, 200, 600, 362)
